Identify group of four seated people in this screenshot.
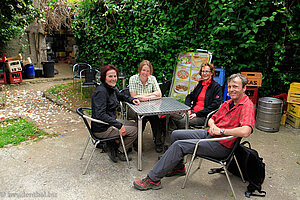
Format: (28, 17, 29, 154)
(91, 60, 255, 192)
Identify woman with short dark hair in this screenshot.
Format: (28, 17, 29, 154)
(91, 64, 140, 162)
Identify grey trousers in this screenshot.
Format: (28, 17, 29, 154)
(148, 129, 232, 182)
(168, 112, 206, 135)
(93, 120, 137, 153)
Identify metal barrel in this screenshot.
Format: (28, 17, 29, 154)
(255, 97, 283, 132)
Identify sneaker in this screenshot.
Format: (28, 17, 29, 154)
(133, 176, 162, 190)
(117, 151, 132, 162)
(155, 144, 163, 153)
(165, 167, 186, 177)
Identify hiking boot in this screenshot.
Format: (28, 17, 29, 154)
(127, 147, 132, 153)
(133, 176, 162, 191)
(108, 150, 118, 163)
(155, 144, 163, 153)
(165, 167, 186, 177)
(133, 140, 138, 152)
(106, 142, 117, 163)
(117, 151, 132, 162)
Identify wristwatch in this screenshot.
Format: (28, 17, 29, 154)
(220, 129, 225, 135)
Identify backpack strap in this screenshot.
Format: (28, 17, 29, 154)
(241, 141, 251, 148)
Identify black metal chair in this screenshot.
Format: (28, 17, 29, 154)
(73, 63, 92, 90)
(193, 107, 220, 129)
(119, 88, 130, 120)
(77, 107, 130, 175)
(158, 74, 171, 97)
(181, 136, 245, 200)
(80, 68, 99, 99)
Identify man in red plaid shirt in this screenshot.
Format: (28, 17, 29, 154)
(133, 73, 255, 190)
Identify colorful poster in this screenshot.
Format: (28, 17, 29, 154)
(170, 50, 212, 100)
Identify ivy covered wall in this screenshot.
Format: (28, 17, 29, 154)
(72, 0, 299, 96)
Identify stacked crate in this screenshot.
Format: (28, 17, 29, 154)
(286, 82, 300, 128)
(241, 72, 262, 105)
(0, 53, 6, 84)
(5, 60, 23, 84)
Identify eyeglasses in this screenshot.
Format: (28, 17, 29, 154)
(201, 71, 211, 74)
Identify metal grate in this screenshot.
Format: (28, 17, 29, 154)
(126, 97, 190, 116)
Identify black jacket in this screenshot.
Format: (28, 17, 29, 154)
(185, 79, 223, 117)
(91, 82, 135, 132)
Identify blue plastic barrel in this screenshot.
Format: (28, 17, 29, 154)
(26, 65, 35, 79)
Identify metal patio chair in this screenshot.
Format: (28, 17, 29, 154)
(77, 107, 130, 175)
(73, 63, 92, 90)
(181, 136, 245, 200)
(79, 68, 99, 99)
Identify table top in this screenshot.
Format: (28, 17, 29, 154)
(126, 97, 190, 116)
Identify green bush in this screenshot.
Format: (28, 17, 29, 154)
(0, 0, 40, 50)
(72, 0, 299, 96)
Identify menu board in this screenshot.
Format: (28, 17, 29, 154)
(170, 51, 212, 100)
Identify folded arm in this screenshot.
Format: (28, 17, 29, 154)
(208, 118, 252, 138)
(130, 90, 162, 101)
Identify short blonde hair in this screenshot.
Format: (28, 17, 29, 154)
(199, 63, 215, 78)
(138, 60, 153, 75)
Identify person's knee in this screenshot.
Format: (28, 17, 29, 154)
(171, 130, 183, 142)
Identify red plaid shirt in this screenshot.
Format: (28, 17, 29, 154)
(211, 95, 255, 148)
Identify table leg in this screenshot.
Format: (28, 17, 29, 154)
(185, 110, 189, 129)
(164, 114, 170, 146)
(137, 115, 143, 171)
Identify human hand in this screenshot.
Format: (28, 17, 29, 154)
(189, 113, 196, 119)
(120, 125, 127, 136)
(132, 99, 140, 105)
(208, 126, 220, 136)
(138, 96, 148, 102)
(182, 110, 192, 118)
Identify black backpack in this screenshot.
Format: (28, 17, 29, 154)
(228, 141, 266, 198)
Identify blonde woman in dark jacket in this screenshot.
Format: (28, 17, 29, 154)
(168, 63, 223, 133)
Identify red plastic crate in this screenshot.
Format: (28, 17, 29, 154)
(7, 72, 22, 84)
(245, 86, 259, 105)
(0, 73, 6, 84)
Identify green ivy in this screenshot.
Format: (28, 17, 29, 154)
(0, 0, 40, 50)
(72, 0, 299, 96)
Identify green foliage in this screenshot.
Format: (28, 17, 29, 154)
(0, 118, 49, 147)
(0, 0, 40, 50)
(72, 0, 299, 96)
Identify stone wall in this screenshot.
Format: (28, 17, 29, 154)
(5, 0, 46, 69)
(5, 21, 47, 69)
